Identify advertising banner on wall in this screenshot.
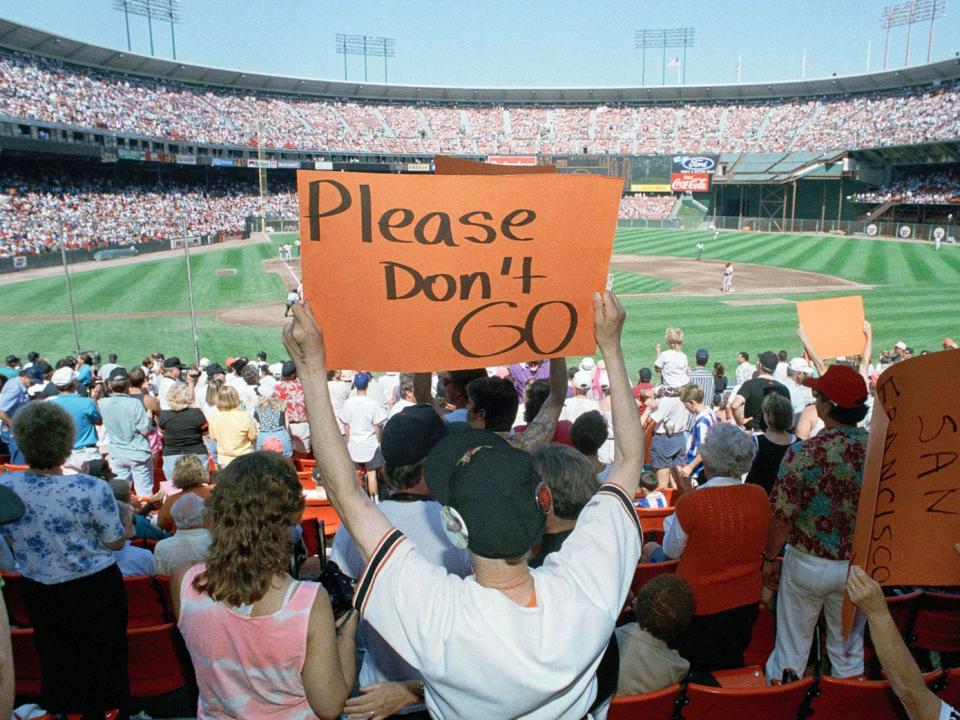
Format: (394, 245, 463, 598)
(670, 154, 719, 193)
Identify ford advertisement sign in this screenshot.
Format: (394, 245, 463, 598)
(672, 154, 719, 175)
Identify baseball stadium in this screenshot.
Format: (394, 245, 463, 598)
(0, 2, 958, 718)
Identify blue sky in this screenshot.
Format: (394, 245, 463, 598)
(0, 1, 957, 87)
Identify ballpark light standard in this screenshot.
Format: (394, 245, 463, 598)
(635, 28, 695, 85)
(112, 0, 183, 58)
(57, 212, 82, 355)
(335, 34, 396, 82)
(880, 0, 946, 68)
(180, 218, 201, 365)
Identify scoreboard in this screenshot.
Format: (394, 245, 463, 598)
(541, 154, 633, 191)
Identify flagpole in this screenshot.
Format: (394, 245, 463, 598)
(736, 54, 742, 82)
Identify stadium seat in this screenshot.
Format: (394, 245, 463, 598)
(636, 507, 673, 542)
(661, 488, 677, 506)
(937, 667, 960, 710)
(127, 623, 191, 698)
(297, 470, 317, 491)
(742, 604, 776, 668)
(300, 518, 325, 558)
(2, 463, 28, 473)
(683, 675, 815, 720)
(629, 559, 680, 596)
(2, 572, 33, 627)
(124, 575, 170, 628)
(810, 670, 943, 719)
(11, 627, 42, 698)
(295, 457, 317, 473)
(303, 499, 340, 537)
(608, 683, 682, 719)
(155, 575, 174, 617)
(912, 592, 960, 655)
(711, 665, 766, 688)
(864, 590, 922, 670)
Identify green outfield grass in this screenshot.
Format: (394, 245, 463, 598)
(0, 229, 956, 372)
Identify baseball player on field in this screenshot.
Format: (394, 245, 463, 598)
(285, 291, 643, 719)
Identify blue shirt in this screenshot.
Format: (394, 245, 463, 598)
(0, 471, 123, 584)
(99, 394, 151, 461)
(76, 364, 93, 389)
(684, 409, 718, 479)
(0, 377, 28, 430)
(50, 393, 101, 449)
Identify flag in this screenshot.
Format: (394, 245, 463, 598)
(667, 57, 681, 69)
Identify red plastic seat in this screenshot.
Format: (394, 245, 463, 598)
(630, 559, 680, 596)
(661, 488, 677, 506)
(2, 572, 33, 627)
(811, 670, 943, 719)
(127, 623, 191, 697)
(912, 592, 960, 654)
(130, 538, 158, 552)
(636, 507, 673, 543)
(1, 463, 28, 473)
(300, 518, 324, 558)
(608, 683, 682, 719)
(11, 627, 42, 697)
(864, 590, 922, 669)
(155, 575, 174, 618)
(683, 675, 815, 720)
(937, 667, 960, 711)
(743, 604, 776, 667)
(295, 456, 317, 473)
(303, 499, 340, 537)
(124, 575, 169, 628)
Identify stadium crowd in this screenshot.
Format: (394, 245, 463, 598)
(850, 169, 960, 205)
(2, 50, 960, 156)
(617, 193, 676, 220)
(0, 171, 297, 257)
(0, 298, 956, 718)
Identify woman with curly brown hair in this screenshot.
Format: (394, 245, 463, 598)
(170, 451, 358, 719)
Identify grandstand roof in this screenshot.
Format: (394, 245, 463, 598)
(2, 18, 959, 104)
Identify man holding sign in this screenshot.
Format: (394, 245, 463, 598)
(762, 364, 870, 683)
(284, 291, 642, 719)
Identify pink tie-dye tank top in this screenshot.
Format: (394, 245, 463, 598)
(178, 564, 321, 719)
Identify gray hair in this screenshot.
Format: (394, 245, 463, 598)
(532, 444, 599, 520)
(171, 493, 206, 530)
(699, 423, 756, 478)
(166, 383, 193, 411)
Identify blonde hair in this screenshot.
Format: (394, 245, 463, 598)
(193, 452, 304, 606)
(258, 395, 285, 413)
(166, 383, 193, 411)
(205, 379, 223, 407)
(665, 327, 685, 347)
(172, 454, 208, 489)
(216, 386, 240, 411)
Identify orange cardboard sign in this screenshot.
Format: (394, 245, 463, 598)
(434, 156, 556, 175)
(296, 171, 622, 371)
(795, 296, 866, 360)
(843, 350, 960, 635)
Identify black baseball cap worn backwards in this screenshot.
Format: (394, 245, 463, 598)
(424, 428, 552, 560)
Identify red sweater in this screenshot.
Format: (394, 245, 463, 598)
(674, 483, 771, 616)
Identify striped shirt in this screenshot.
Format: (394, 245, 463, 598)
(684, 409, 718, 479)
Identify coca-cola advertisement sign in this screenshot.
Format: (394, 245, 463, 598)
(671, 173, 710, 192)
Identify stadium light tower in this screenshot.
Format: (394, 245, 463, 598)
(335, 34, 396, 82)
(635, 27, 695, 85)
(881, 0, 947, 68)
(112, 0, 183, 58)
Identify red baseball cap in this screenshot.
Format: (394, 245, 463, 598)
(802, 364, 868, 409)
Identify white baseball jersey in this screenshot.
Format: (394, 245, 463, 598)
(353, 484, 641, 719)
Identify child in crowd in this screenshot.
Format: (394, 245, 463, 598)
(635, 469, 667, 509)
(678, 384, 718, 486)
(654, 327, 689, 396)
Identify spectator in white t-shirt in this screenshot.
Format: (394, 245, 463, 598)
(735, 352, 755, 387)
(654, 327, 689, 394)
(560, 369, 600, 424)
(338, 372, 387, 499)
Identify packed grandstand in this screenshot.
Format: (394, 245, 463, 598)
(2, 50, 960, 155)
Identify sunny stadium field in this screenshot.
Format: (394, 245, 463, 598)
(1, 227, 955, 372)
